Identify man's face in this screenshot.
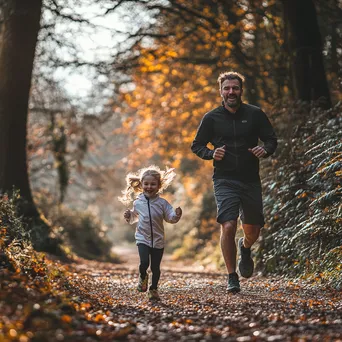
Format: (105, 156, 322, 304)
(220, 79, 243, 109)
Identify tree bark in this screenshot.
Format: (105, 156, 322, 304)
(0, 0, 42, 217)
(283, 0, 331, 108)
(330, 24, 339, 76)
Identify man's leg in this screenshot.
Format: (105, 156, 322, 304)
(237, 224, 261, 278)
(238, 180, 264, 278)
(240, 180, 264, 247)
(242, 224, 261, 248)
(221, 220, 240, 293)
(213, 179, 241, 292)
(220, 220, 237, 273)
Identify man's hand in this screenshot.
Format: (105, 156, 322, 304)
(123, 209, 131, 223)
(248, 146, 267, 158)
(175, 207, 182, 218)
(213, 145, 226, 161)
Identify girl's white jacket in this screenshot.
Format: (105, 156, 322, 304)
(127, 193, 181, 249)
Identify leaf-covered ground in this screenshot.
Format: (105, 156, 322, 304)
(1, 246, 341, 341)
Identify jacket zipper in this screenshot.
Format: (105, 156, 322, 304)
(233, 120, 238, 170)
(146, 198, 154, 248)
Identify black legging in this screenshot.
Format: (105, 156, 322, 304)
(137, 243, 164, 290)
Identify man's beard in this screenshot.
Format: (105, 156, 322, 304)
(225, 95, 241, 108)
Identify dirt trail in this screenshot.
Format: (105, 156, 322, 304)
(111, 244, 209, 272)
(65, 245, 342, 341)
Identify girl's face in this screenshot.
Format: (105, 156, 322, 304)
(142, 175, 160, 198)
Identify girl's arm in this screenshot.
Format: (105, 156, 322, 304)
(123, 206, 139, 224)
(163, 201, 182, 224)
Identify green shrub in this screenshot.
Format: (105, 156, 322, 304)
(259, 102, 342, 289)
(0, 191, 50, 277)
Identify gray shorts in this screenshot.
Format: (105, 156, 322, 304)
(213, 179, 265, 226)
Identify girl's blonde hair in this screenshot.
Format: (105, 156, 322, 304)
(118, 165, 176, 205)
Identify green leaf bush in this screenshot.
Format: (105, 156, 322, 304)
(259, 102, 342, 289)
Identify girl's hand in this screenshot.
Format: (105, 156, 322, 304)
(175, 207, 182, 217)
(123, 209, 131, 223)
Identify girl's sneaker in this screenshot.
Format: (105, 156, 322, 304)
(148, 289, 160, 301)
(137, 274, 148, 292)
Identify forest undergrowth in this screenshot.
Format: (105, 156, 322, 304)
(260, 101, 342, 289)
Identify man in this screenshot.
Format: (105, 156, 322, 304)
(191, 71, 277, 293)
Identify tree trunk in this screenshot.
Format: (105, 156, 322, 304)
(245, 75, 259, 106)
(221, 6, 260, 105)
(330, 24, 339, 76)
(0, 0, 42, 217)
(283, 0, 331, 108)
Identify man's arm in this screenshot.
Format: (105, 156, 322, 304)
(191, 115, 215, 160)
(258, 110, 277, 157)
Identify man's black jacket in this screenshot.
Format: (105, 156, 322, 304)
(191, 103, 277, 182)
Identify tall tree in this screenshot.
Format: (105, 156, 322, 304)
(0, 0, 42, 217)
(314, 0, 342, 99)
(283, 0, 332, 108)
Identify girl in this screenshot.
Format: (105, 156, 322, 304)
(119, 165, 182, 301)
